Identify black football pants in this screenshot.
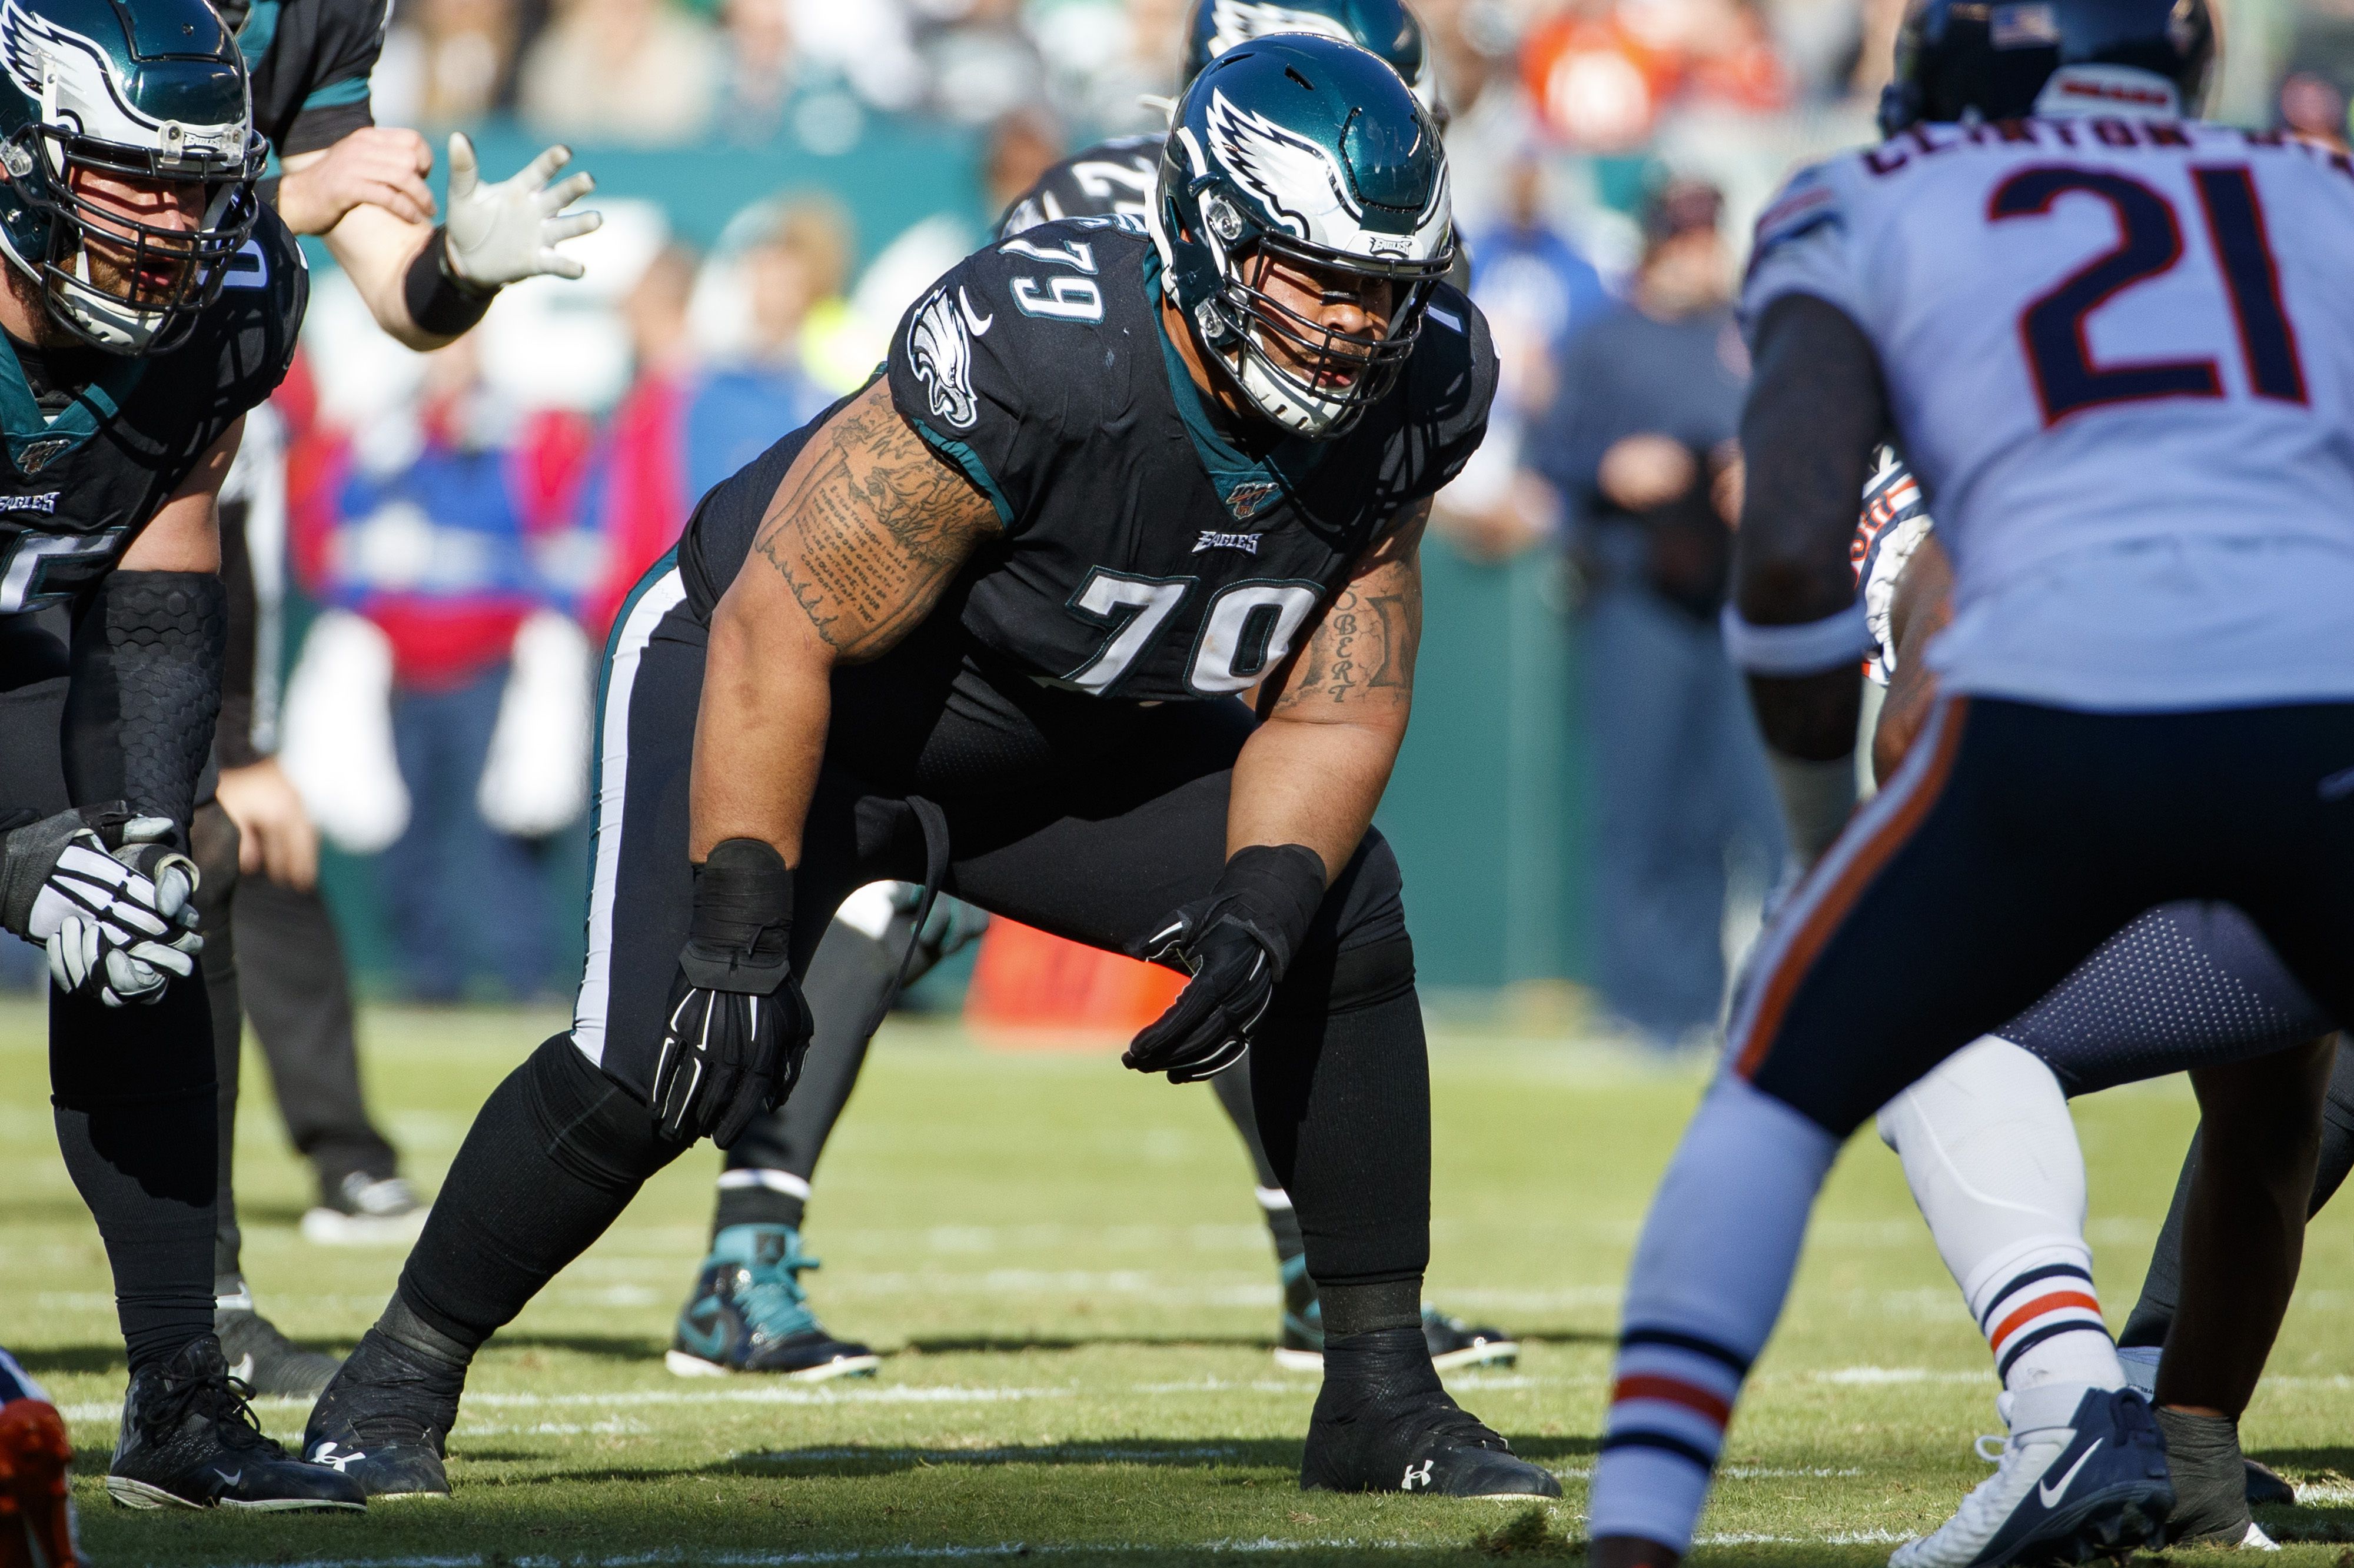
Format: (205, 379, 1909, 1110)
(391, 558, 1429, 1352)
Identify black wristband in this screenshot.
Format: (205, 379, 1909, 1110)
(1213, 843, 1328, 977)
(680, 838, 794, 994)
(401, 228, 498, 337)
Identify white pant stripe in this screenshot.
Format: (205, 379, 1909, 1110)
(571, 567, 689, 1065)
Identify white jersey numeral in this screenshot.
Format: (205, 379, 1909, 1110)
(999, 238, 1098, 274)
(1011, 275, 1106, 323)
(1063, 571, 1192, 694)
(0, 527, 127, 614)
(1187, 581, 1322, 694)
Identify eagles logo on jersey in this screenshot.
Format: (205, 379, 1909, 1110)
(906, 284, 991, 431)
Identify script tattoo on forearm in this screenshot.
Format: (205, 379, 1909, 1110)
(750, 383, 1000, 661)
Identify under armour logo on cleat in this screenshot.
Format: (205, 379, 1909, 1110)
(2038, 1439, 2100, 1507)
(311, 1442, 365, 1473)
(1402, 1460, 1434, 1491)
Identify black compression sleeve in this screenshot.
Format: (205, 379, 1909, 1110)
(215, 498, 261, 768)
(63, 571, 227, 841)
(402, 229, 497, 337)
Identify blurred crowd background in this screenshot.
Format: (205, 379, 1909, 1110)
(15, 0, 2343, 1047)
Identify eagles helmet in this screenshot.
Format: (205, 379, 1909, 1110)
(1153, 34, 1452, 440)
(0, 0, 266, 354)
(1878, 0, 2216, 135)
(1185, 0, 1442, 121)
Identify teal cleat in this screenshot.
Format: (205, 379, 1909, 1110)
(666, 1226, 880, 1381)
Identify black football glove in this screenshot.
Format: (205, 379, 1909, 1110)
(653, 838, 813, 1146)
(1125, 844, 1328, 1084)
(0, 804, 201, 1007)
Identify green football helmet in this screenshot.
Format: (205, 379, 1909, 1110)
(1184, 0, 1440, 121)
(0, 0, 265, 354)
(1152, 32, 1453, 439)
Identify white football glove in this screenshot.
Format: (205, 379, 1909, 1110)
(1, 808, 201, 1007)
(443, 134, 601, 288)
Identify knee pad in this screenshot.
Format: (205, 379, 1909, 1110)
(1278, 832, 1414, 1016)
(525, 1033, 691, 1191)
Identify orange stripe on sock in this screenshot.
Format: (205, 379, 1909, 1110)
(1732, 697, 1970, 1082)
(1611, 1374, 1733, 1428)
(1988, 1291, 2103, 1354)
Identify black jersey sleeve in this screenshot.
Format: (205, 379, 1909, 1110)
(253, 0, 389, 157)
(206, 212, 309, 425)
(885, 237, 1111, 534)
(1397, 283, 1497, 506)
(996, 135, 1162, 238)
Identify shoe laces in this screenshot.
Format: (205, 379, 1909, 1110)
(148, 1367, 275, 1456)
(1973, 1434, 2006, 1463)
(736, 1237, 821, 1334)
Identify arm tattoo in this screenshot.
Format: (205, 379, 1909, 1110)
(1271, 507, 1425, 714)
(749, 384, 1002, 661)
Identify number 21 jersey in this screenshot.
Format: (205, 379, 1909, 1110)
(1747, 116, 2354, 713)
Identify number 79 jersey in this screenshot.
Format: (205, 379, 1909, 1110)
(1746, 118, 2354, 710)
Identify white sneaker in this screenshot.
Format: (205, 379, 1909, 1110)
(1890, 1383, 2173, 1568)
(301, 1175, 429, 1246)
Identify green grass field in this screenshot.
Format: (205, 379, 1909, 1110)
(6, 997, 2354, 1566)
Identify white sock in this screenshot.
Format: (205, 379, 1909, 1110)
(2116, 1344, 2162, 1397)
(1877, 1036, 2123, 1394)
(1592, 1077, 1841, 1554)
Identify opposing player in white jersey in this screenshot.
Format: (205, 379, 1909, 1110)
(1841, 457, 2333, 1564)
(1583, 0, 2354, 1561)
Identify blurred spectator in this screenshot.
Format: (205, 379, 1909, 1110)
(721, 0, 800, 139)
(1436, 152, 1612, 562)
(375, 0, 526, 126)
(320, 341, 586, 1001)
(982, 106, 1066, 225)
(914, 0, 1049, 125)
(1532, 178, 1784, 1046)
(518, 0, 723, 145)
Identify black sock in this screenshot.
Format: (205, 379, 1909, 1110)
(1252, 963, 1430, 1291)
(394, 1034, 693, 1353)
(712, 1185, 806, 1234)
(50, 978, 218, 1373)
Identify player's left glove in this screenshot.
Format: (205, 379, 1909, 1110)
(653, 839, 813, 1146)
(443, 134, 601, 287)
(1126, 844, 1328, 1084)
(0, 805, 201, 1007)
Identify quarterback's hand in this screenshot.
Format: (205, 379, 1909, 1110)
(652, 839, 812, 1144)
(0, 805, 201, 1007)
(214, 757, 321, 892)
(277, 126, 437, 235)
(444, 134, 600, 288)
(1125, 844, 1328, 1084)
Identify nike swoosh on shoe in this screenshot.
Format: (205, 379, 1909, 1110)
(2039, 1439, 2102, 1508)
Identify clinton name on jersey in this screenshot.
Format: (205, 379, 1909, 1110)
(882, 220, 1492, 703)
(0, 212, 307, 618)
(1749, 118, 2354, 710)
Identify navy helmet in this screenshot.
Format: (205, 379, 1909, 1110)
(1184, 0, 1440, 118)
(1153, 32, 1452, 439)
(1878, 0, 2217, 135)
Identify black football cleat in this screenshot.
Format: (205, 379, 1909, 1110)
(1421, 1307, 1520, 1373)
(1299, 1325, 1560, 1499)
(105, 1336, 365, 1512)
(301, 1329, 460, 1499)
(215, 1289, 342, 1399)
(2245, 1456, 2295, 1509)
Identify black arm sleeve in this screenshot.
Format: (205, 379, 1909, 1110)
(62, 572, 228, 841)
(215, 498, 260, 769)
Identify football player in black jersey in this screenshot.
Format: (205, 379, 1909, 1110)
(0, 0, 366, 1513)
(669, 0, 1515, 1387)
(305, 34, 1560, 1504)
(194, 0, 602, 1401)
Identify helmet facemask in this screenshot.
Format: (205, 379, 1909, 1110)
(5, 119, 265, 355)
(1192, 209, 1446, 438)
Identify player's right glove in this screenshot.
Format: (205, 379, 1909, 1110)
(653, 838, 813, 1146)
(0, 804, 201, 1006)
(1126, 844, 1328, 1084)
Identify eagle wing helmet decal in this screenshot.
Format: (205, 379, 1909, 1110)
(1203, 88, 1360, 244)
(909, 283, 989, 431)
(0, 0, 164, 138)
(1204, 1, 1358, 56)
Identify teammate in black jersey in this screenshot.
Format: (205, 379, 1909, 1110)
(306, 34, 1558, 1504)
(190, 0, 603, 1401)
(669, 0, 1512, 1384)
(0, 0, 365, 1513)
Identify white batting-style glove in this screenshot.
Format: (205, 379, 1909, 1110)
(443, 134, 602, 287)
(1, 807, 201, 1007)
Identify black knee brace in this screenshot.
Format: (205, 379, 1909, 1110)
(1275, 830, 1415, 1016)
